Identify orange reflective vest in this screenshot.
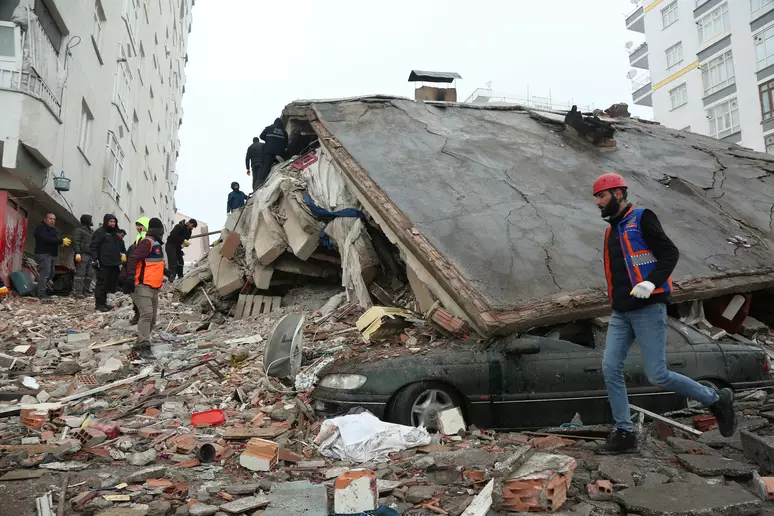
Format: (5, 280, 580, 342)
(135, 238, 165, 288)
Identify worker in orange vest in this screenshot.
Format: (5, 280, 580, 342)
(123, 218, 165, 359)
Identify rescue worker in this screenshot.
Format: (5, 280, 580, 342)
(135, 216, 150, 245)
(166, 218, 197, 282)
(34, 213, 70, 301)
(90, 214, 122, 312)
(256, 118, 288, 188)
(593, 173, 736, 454)
(123, 218, 165, 359)
(245, 137, 264, 191)
(227, 181, 247, 213)
(72, 214, 94, 298)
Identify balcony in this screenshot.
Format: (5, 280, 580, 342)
(631, 74, 652, 107)
(626, 1, 645, 33)
(629, 42, 649, 69)
(0, 69, 61, 117)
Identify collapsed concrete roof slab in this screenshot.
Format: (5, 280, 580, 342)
(285, 97, 774, 335)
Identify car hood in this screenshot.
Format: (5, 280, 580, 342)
(318, 345, 488, 377)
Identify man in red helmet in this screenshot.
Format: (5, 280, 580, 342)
(593, 173, 735, 454)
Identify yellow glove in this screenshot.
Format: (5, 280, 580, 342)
(183, 240, 190, 247)
(0, 286, 8, 296)
(246, 169, 251, 176)
(62, 237, 71, 247)
(121, 253, 127, 263)
(75, 254, 82, 263)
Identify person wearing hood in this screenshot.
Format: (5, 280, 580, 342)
(254, 118, 288, 189)
(227, 182, 247, 213)
(166, 218, 197, 282)
(135, 216, 150, 244)
(72, 214, 94, 298)
(90, 214, 123, 312)
(123, 218, 165, 359)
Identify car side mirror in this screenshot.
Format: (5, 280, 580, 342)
(503, 340, 541, 355)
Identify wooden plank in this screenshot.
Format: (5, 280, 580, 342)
(58, 368, 152, 403)
(461, 479, 494, 516)
(0, 469, 48, 481)
(270, 296, 281, 312)
(243, 296, 255, 319)
(261, 295, 272, 314)
(222, 427, 289, 440)
(235, 295, 247, 320)
(0, 444, 59, 454)
(249, 295, 262, 317)
(629, 404, 702, 437)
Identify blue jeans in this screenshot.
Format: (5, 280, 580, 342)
(602, 303, 719, 432)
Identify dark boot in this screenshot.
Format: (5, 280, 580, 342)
(95, 305, 111, 313)
(598, 429, 638, 455)
(129, 315, 139, 325)
(709, 388, 736, 437)
(137, 345, 154, 360)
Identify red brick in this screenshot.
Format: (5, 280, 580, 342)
(139, 427, 163, 438)
(693, 415, 718, 431)
(587, 480, 613, 501)
(530, 434, 566, 450)
(278, 448, 304, 463)
(654, 420, 675, 441)
(145, 407, 161, 417)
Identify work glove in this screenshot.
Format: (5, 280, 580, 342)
(123, 282, 135, 295)
(62, 237, 71, 247)
(75, 254, 82, 263)
(246, 169, 251, 176)
(0, 286, 8, 297)
(630, 281, 656, 299)
(121, 253, 127, 263)
(93, 260, 101, 270)
(183, 240, 190, 247)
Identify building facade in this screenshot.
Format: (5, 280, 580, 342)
(626, 0, 774, 152)
(0, 0, 192, 251)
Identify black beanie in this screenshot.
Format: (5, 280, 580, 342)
(149, 218, 163, 229)
(80, 214, 92, 226)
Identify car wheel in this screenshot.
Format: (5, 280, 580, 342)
(687, 380, 721, 409)
(390, 382, 463, 432)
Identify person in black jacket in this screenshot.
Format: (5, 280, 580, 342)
(592, 173, 735, 455)
(90, 214, 123, 312)
(71, 214, 94, 298)
(227, 182, 247, 213)
(34, 213, 70, 301)
(165, 218, 197, 282)
(254, 118, 288, 189)
(245, 137, 264, 191)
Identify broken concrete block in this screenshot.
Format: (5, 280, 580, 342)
(500, 452, 576, 513)
(437, 407, 466, 435)
(741, 316, 769, 337)
(261, 480, 327, 516)
(334, 471, 378, 514)
(616, 482, 761, 515)
(406, 265, 435, 313)
(741, 430, 774, 470)
(255, 210, 286, 265)
(252, 262, 274, 290)
(188, 504, 218, 516)
(239, 438, 278, 471)
(587, 479, 613, 501)
(55, 360, 82, 375)
(754, 471, 774, 501)
(67, 332, 91, 344)
(208, 243, 243, 297)
(406, 485, 437, 504)
(677, 454, 756, 477)
(274, 255, 337, 278)
(128, 448, 157, 467)
(218, 495, 270, 514)
(36, 390, 50, 403)
(126, 466, 167, 483)
(177, 273, 203, 295)
(281, 195, 318, 260)
(220, 231, 241, 260)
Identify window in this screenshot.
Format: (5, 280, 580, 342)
(669, 83, 688, 109)
(34, 0, 64, 52)
(148, 110, 153, 123)
(702, 50, 735, 96)
(125, 183, 133, 213)
(114, 44, 132, 115)
(755, 26, 774, 70)
(752, 0, 774, 18)
(131, 111, 139, 149)
(0, 23, 21, 68)
(153, 53, 158, 69)
(661, 1, 678, 28)
(78, 100, 94, 155)
(665, 42, 683, 70)
(760, 79, 774, 120)
(697, 4, 730, 45)
(138, 43, 145, 84)
(105, 132, 125, 201)
(707, 98, 740, 139)
(122, 0, 140, 46)
(766, 134, 774, 154)
(92, 1, 105, 53)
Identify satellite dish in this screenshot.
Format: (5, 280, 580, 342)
(263, 313, 305, 378)
(625, 41, 634, 50)
(626, 69, 638, 79)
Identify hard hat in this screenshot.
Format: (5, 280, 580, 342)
(593, 173, 628, 196)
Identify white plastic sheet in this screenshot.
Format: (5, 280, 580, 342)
(315, 411, 432, 463)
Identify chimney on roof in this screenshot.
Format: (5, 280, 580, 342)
(408, 70, 462, 103)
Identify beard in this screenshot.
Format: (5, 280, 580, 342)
(600, 196, 621, 219)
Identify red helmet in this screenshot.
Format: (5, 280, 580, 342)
(593, 173, 628, 196)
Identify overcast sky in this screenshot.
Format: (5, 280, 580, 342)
(176, 0, 651, 230)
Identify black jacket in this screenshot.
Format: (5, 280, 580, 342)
(73, 220, 93, 255)
(228, 189, 247, 212)
(167, 220, 192, 249)
(246, 141, 264, 169)
(90, 214, 123, 267)
(606, 206, 679, 312)
(34, 222, 62, 257)
(260, 118, 288, 157)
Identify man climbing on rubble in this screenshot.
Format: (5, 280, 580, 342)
(90, 214, 123, 312)
(227, 181, 247, 213)
(34, 213, 70, 301)
(593, 173, 736, 454)
(166, 218, 197, 282)
(123, 218, 165, 359)
(72, 214, 94, 299)
(245, 137, 264, 192)
(255, 118, 288, 188)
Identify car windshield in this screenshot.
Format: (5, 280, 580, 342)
(524, 321, 595, 349)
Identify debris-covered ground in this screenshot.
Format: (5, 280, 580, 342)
(2, 287, 774, 516)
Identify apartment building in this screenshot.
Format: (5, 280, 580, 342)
(0, 0, 192, 251)
(625, 0, 774, 152)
